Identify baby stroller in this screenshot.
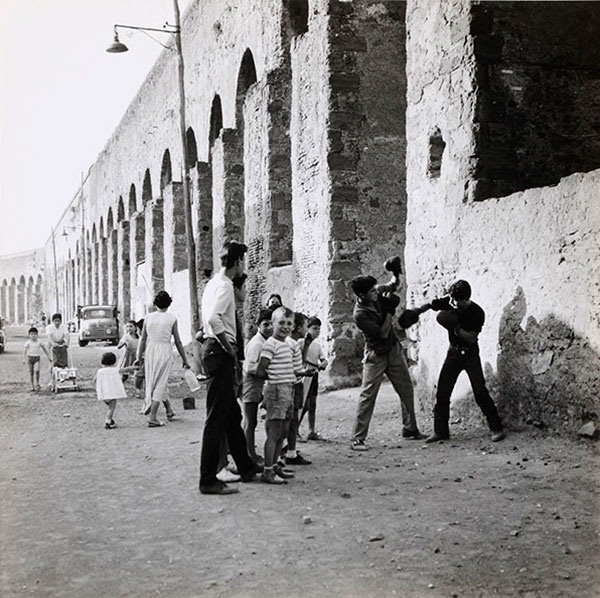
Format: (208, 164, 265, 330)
(51, 345, 79, 394)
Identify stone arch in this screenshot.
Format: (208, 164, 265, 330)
(106, 207, 118, 306)
(186, 127, 198, 168)
(98, 217, 108, 303)
(129, 184, 137, 215)
(161, 149, 172, 191)
(209, 95, 223, 146)
(27, 276, 34, 323)
(117, 196, 125, 222)
(235, 49, 258, 129)
(1, 279, 8, 321)
(9, 277, 16, 323)
(142, 169, 153, 205)
(18, 275, 26, 324)
(91, 224, 98, 303)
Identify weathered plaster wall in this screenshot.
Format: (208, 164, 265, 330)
(405, 0, 600, 431)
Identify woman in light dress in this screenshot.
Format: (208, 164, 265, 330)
(136, 291, 189, 427)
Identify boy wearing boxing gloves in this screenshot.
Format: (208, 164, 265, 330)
(350, 257, 423, 450)
(426, 280, 505, 443)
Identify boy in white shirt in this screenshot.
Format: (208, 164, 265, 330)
(299, 316, 328, 440)
(242, 309, 274, 462)
(257, 307, 314, 484)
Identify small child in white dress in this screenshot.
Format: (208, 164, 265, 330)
(96, 351, 133, 429)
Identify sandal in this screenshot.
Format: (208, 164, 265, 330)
(166, 412, 176, 421)
(148, 421, 164, 428)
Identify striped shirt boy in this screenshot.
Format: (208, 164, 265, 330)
(260, 336, 302, 384)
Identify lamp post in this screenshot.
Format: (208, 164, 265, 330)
(106, 0, 200, 347)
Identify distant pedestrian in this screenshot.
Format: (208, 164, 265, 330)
(23, 327, 51, 391)
(136, 291, 190, 427)
(95, 351, 133, 429)
(134, 319, 146, 408)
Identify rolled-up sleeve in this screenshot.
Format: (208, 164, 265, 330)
(207, 285, 233, 336)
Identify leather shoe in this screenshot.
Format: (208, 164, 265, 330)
(491, 430, 506, 442)
(425, 432, 450, 443)
(286, 453, 312, 465)
(402, 428, 424, 440)
(240, 461, 264, 482)
(199, 481, 239, 495)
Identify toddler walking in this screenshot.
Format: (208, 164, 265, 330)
(96, 351, 132, 429)
(23, 326, 51, 391)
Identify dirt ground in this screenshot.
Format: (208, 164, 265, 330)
(0, 326, 598, 598)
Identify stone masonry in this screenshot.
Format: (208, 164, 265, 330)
(9, 0, 597, 432)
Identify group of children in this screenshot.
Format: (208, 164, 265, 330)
(241, 299, 328, 485)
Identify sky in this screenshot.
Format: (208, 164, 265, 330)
(0, 0, 192, 256)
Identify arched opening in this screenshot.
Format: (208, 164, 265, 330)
(186, 127, 198, 168)
(117, 196, 125, 222)
(9, 277, 16, 323)
(209, 95, 223, 145)
(142, 169, 153, 205)
(91, 224, 98, 303)
(161, 149, 172, 191)
(18, 275, 26, 324)
(1, 279, 8, 322)
(129, 184, 137, 215)
(107, 207, 114, 232)
(106, 208, 118, 306)
(235, 49, 258, 129)
(286, 0, 309, 36)
(27, 276, 35, 324)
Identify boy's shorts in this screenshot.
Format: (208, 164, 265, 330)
(293, 381, 304, 410)
(242, 374, 265, 404)
(27, 355, 40, 374)
(263, 382, 293, 421)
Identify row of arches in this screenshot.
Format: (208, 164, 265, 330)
(1, 275, 43, 325)
(61, 44, 294, 327)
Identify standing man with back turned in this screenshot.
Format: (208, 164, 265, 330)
(199, 241, 260, 495)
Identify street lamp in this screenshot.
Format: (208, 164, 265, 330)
(106, 1, 200, 350)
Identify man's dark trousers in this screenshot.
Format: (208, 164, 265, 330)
(199, 338, 254, 487)
(433, 346, 502, 437)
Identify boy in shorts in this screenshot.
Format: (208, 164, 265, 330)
(23, 327, 51, 391)
(257, 307, 314, 484)
(242, 309, 273, 462)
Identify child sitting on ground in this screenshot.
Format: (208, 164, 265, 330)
(298, 316, 328, 440)
(23, 326, 51, 391)
(257, 307, 314, 484)
(242, 308, 274, 463)
(96, 351, 134, 429)
(118, 320, 139, 382)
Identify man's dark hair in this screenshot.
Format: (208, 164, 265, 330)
(136, 319, 144, 331)
(307, 316, 322, 328)
(51, 313, 62, 322)
(232, 273, 248, 289)
(219, 240, 248, 269)
(350, 275, 377, 297)
(154, 290, 172, 309)
(28, 326, 38, 334)
(449, 280, 472, 301)
(256, 308, 273, 326)
(101, 351, 117, 366)
(293, 312, 307, 332)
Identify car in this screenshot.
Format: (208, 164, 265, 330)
(77, 305, 119, 347)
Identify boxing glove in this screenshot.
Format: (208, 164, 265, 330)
(398, 309, 420, 329)
(380, 293, 401, 314)
(384, 256, 402, 275)
(436, 310, 459, 331)
(430, 296, 452, 311)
